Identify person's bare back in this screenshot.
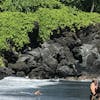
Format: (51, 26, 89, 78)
(34, 90, 42, 96)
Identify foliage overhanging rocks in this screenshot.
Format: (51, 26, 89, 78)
(0, 0, 100, 79)
(0, 7, 100, 52)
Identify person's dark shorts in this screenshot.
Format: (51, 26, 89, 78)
(90, 93, 96, 100)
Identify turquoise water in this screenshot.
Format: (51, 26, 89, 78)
(0, 77, 90, 100)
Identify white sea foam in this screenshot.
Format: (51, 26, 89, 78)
(0, 76, 59, 91)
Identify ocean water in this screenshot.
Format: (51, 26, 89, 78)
(0, 77, 90, 100)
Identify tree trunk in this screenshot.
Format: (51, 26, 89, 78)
(90, 0, 95, 12)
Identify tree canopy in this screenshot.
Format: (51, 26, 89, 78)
(57, 0, 100, 13)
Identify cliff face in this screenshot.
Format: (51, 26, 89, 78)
(0, 24, 100, 79)
(77, 24, 100, 76)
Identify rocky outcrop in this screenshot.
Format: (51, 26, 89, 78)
(0, 24, 100, 79)
(8, 62, 30, 74)
(5, 37, 79, 79)
(56, 65, 78, 77)
(79, 24, 100, 76)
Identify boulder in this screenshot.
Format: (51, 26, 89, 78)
(16, 71, 26, 77)
(47, 43, 61, 57)
(41, 48, 51, 59)
(58, 59, 68, 66)
(0, 67, 14, 79)
(56, 65, 75, 77)
(29, 69, 46, 79)
(57, 47, 75, 64)
(8, 62, 30, 74)
(86, 52, 98, 66)
(17, 54, 37, 69)
(27, 48, 41, 62)
(93, 59, 100, 71)
(43, 56, 58, 70)
(17, 54, 31, 62)
(28, 63, 56, 79)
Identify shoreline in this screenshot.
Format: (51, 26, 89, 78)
(64, 75, 100, 82)
(1, 75, 100, 82)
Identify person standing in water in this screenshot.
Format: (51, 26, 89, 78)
(90, 79, 98, 100)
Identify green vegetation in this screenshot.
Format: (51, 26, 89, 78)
(0, 0, 99, 66)
(0, 0, 99, 51)
(57, 0, 100, 13)
(36, 7, 100, 41)
(0, 0, 63, 12)
(0, 12, 38, 51)
(0, 57, 4, 67)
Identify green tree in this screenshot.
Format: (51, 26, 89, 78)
(58, 0, 100, 13)
(0, 12, 38, 51)
(0, 0, 63, 12)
